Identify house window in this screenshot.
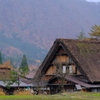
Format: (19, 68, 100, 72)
(98, 89, 100, 92)
(69, 66, 72, 73)
(92, 88, 100, 92)
(66, 89, 73, 92)
(92, 89, 98, 92)
(63, 65, 66, 73)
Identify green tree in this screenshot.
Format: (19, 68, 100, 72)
(10, 59, 17, 69)
(0, 52, 2, 64)
(76, 30, 86, 39)
(20, 55, 29, 71)
(4, 66, 29, 89)
(89, 25, 100, 40)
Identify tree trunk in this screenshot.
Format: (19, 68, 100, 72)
(36, 82, 40, 95)
(61, 78, 65, 93)
(18, 76, 20, 90)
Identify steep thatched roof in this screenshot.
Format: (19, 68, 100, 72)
(60, 39, 100, 82)
(34, 39, 100, 83)
(0, 67, 11, 80)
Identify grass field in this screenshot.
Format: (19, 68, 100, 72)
(0, 92, 100, 100)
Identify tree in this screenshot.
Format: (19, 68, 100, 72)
(0, 60, 12, 69)
(4, 66, 29, 89)
(33, 70, 46, 95)
(54, 62, 68, 93)
(9, 59, 17, 69)
(20, 55, 29, 71)
(76, 30, 86, 39)
(88, 25, 100, 40)
(0, 52, 2, 64)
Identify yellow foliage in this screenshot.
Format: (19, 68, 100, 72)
(0, 91, 5, 95)
(4, 60, 10, 66)
(14, 89, 33, 95)
(15, 92, 33, 95)
(0, 60, 12, 69)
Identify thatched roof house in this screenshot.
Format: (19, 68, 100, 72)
(34, 39, 100, 93)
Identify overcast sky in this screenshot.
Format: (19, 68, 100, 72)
(86, 0, 100, 2)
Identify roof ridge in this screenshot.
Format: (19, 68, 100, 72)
(55, 38, 100, 44)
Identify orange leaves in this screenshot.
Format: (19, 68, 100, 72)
(0, 60, 12, 69)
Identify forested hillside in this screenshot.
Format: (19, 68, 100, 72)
(0, 0, 100, 67)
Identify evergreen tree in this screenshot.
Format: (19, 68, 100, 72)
(20, 55, 29, 71)
(76, 30, 86, 39)
(0, 52, 2, 64)
(89, 25, 100, 40)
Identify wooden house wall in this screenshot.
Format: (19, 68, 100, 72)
(49, 78, 74, 85)
(46, 47, 82, 76)
(44, 46, 83, 88)
(67, 81, 74, 85)
(57, 56, 69, 63)
(69, 65, 76, 74)
(51, 80, 67, 85)
(57, 48, 66, 53)
(52, 81, 74, 85)
(77, 69, 81, 75)
(72, 65, 76, 74)
(52, 56, 69, 63)
(46, 66, 56, 75)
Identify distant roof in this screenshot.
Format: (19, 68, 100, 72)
(26, 71, 36, 79)
(0, 67, 11, 69)
(34, 39, 100, 83)
(32, 80, 47, 87)
(0, 80, 33, 87)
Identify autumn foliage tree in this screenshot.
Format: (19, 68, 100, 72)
(0, 60, 12, 69)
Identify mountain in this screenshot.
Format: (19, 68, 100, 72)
(0, 0, 100, 67)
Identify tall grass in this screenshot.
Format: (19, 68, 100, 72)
(14, 89, 33, 95)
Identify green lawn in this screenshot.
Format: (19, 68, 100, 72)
(0, 92, 100, 100)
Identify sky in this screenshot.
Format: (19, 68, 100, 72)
(86, 0, 100, 2)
